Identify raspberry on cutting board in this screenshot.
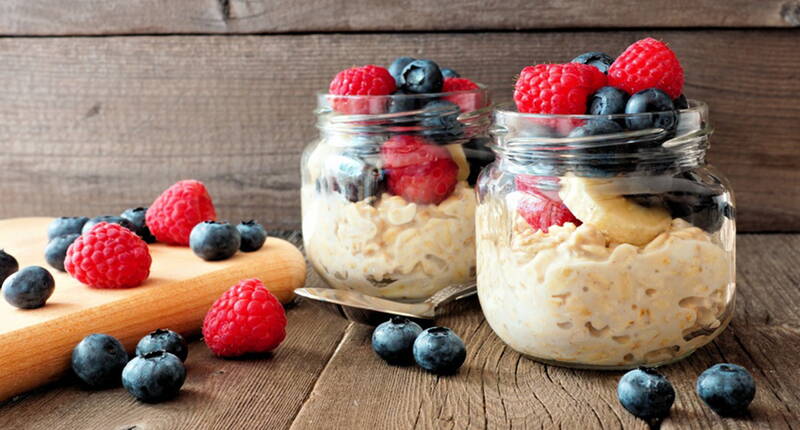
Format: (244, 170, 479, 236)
(608, 37, 684, 99)
(146, 179, 217, 246)
(202, 278, 287, 357)
(65, 222, 152, 289)
(514, 63, 607, 114)
(381, 135, 459, 205)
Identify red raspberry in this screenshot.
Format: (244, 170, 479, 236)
(65, 223, 151, 288)
(381, 135, 459, 205)
(442, 77, 482, 112)
(328, 65, 396, 115)
(514, 63, 607, 114)
(608, 38, 684, 99)
(515, 175, 580, 232)
(146, 180, 216, 246)
(202, 278, 287, 357)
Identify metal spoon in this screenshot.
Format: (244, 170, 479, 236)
(294, 282, 477, 326)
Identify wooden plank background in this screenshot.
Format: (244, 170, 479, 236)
(0, 0, 799, 35)
(0, 30, 797, 231)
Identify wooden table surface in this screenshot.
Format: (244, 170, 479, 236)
(0, 233, 798, 429)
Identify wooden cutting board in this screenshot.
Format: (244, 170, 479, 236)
(0, 217, 306, 401)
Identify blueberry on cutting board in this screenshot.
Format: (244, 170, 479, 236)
(3, 266, 55, 309)
(47, 216, 89, 240)
(44, 234, 79, 272)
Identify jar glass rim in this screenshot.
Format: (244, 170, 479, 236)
(316, 83, 489, 103)
(493, 99, 706, 120)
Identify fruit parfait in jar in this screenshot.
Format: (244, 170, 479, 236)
(476, 38, 736, 369)
(302, 58, 492, 300)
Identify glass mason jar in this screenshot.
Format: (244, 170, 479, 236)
(302, 87, 492, 300)
(476, 101, 735, 369)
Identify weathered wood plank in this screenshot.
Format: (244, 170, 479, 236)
(0, 0, 798, 35)
(0, 229, 351, 429)
(0, 31, 797, 231)
(290, 234, 800, 429)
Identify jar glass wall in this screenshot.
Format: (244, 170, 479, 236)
(476, 101, 735, 369)
(302, 88, 492, 300)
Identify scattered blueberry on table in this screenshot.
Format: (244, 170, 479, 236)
(71, 333, 129, 389)
(372, 316, 423, 365)
(136, 328, 189, 362)
(696, 363, 756, 416)
(413, 326, 467, 375)
(617, 367, 675, 424)
(122, 350, 186, 403)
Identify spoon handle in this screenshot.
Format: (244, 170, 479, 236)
(427, 282, 477, 308)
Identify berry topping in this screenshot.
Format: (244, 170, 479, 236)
(441, 67, 460, 78)
(514, 63, 607, 114)
(515, 175, 580, 232)
(122, 351, 186, 403)
(442, 77, 481, 112)
(202, 278, 287, 357)
(568, 119, 623, 138)
(571, 51, 615, 74)
(82, 215, 137, 235)
(587, 86, 629, 116)
(65, 222, 152, 289)
(2, 266, 55, 309)
(189, 221, 241, 261)
(71, 333, 129, 389)
(45, 233, 79, 272)
(381, 135, 459, 205)
(625, 88, 677, 130)
(371, 316, 423, 365)
(121, 207, 156, 243)
(0, 249, 19, 285)
(136, 328, 189, 362)
(412, 326, 466, 374)
(388, 56, 416, 86)
(329, 65, 396, 114)
(399, 59, 444, 94)
(237, 220, 268, 252)
(696, 363, 756, 417)
(420, 100, 464, 143)
(617, 367, 675, 423)
(608, 38, 684, 99)
(673, 94, 689, 109)
(47, 216, 89, 240)
(146, 180, 217, 246)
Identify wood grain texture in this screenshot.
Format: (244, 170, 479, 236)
(0, 31, 798, 232)
(0, 217, 304, 402)
(290, 234, 800, 430)
(0, 0, 798, 35)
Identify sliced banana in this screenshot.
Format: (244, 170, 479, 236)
(446, 144, 470, 182)
(559, 177, 672, 246)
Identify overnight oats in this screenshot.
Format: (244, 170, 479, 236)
(302, 58, 491, 300)
(476, 38, 736, 368)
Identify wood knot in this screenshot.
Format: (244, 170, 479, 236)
(781, 2, 800, 26)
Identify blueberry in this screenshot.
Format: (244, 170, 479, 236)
(71, 333, 129, 389)
(568, 119, 623, 138)
(189, 221, 241, 261)
(44, 233, 79, 272)
(0, 249, 19, 285)
(136, 328, 189, 362)
(400, 59, 444, 94)
(120, 207, 156, 243)
(388, 90, 422, 114)
(412, 326, 466, 374)
(2, 266, 55, 309)
(237, 220, 267, 252)
(122, 350, 186, 403)
(617, 367, 675, 423)
(588, 86, 629, 116)
(571, 51, 615, 74)
(420, 100, 463, 143)
(47, 216, 89, 240)
(372, 317, 423, 365)
(673, 94, 689, 110)
(697, 363, 756, 416)
(388, 56, 415, 86)
(82, 216, 137, 235)
(441, 67, 460, 78)
(625, 88, 677, 131)
(329, 154, 384, 202)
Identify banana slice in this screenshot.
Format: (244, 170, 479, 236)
(446, 144, 470, 182)
(559, 177, 672, 246)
